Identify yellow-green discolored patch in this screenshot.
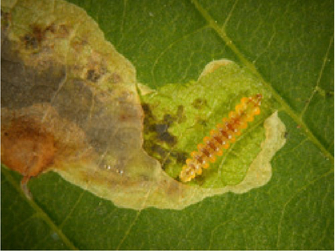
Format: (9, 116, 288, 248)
(1, 0, 286, 210)
(141, 60, 283, 188)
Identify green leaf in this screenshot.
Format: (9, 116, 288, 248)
(2, 0, 333, 250)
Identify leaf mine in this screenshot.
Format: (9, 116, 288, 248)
(1, 0, 286, 210)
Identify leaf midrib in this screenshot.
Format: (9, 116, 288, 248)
(190, 0, 334, 162)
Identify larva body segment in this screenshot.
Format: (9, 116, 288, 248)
(179, 94, 262, 182)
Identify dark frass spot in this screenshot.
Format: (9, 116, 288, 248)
(151, 144, 169, 159)
(176, 105, 186, 123)
(142, 103, 177, 146)
(284, 131, 289, 139)
(158, 131, 176, 146)
(86, 69, 101, 82)
(197, 118, 207, 126)
(141, 102, 188, 171)
(163, 114, 174, 126)
(192, 98, 208, 109)
(173, 152, 188, 164)
(22, 25, 49, 50)
(23, 34, 39, 49)
(162, 158, 173, 170)
(155, 123, 169, 134)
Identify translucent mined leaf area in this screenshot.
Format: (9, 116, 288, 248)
(1, 0, 286, 210)
(141, 60, 285, 190)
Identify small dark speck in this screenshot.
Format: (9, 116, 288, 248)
(163, 114, 174, 125)
(192, 98, 207, 110)
(197, 119, 207, 126)
(152, 144, 168, 159)
(155, 123, 168, 134)
(86, 69, 100, 82)
(23, 34, 39, 49)
(175, 152, 188, 163)
(158, 132, 176, 146)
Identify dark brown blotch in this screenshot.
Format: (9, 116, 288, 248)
(157, 131, 176, 146)
(86, 69, 101, 82)
(171, 152, 188, 164)
(21, 25, 48, 50)
(163, 114, 174, 126)
(142, 103, 177, 146)
(23, 34, 39, 49)
(21, 23, 70, 50)
(141, 102, 187, 173)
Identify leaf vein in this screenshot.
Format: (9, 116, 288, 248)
(276, 169, 333, 248)
(190, 0, 334, 162)
(300, 35, 334, 119)
(1, 168, 78, 250)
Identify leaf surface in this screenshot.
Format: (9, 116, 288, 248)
(2, 0, 333, 249)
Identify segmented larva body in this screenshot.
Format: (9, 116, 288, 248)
(179, 94, 262, 182)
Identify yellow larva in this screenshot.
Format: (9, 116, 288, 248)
(179, 94, 262, 182)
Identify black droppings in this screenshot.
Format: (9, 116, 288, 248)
(162, 158, 172, 170)
(141, 102, 187, 172)
(192, 98, 207, 110)
(87, 69, 101, 82)
(158, 131, 176, 146)
(22, 25, 48, 50)
(163, 114, 174, 126)
(23, 34, 39, 49)
(155, 123, 169, 134)
(151, 144, 168, 159)
(176, 105, 186, 123)
(284, 131, 289, 139)
(175, 152, 188, 164)
(142, 103, 176, 145)
(197, 118, 207, 126)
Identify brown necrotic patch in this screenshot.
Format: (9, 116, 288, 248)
(22, 25, 47, 50)
(86, 69, 101, 82)
(1, 117, 56, 184)
(21, 23, 70, 50)
(84, 53, 109, 84)
(85, 63, 107, 83)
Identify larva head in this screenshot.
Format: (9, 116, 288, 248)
(253, 93, 262, 106)
(242, 94, 262, 117)
(251, 94, 262, 115)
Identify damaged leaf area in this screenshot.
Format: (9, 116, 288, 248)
(141, 60, 285, 189)
(1, 0, 286, 210)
